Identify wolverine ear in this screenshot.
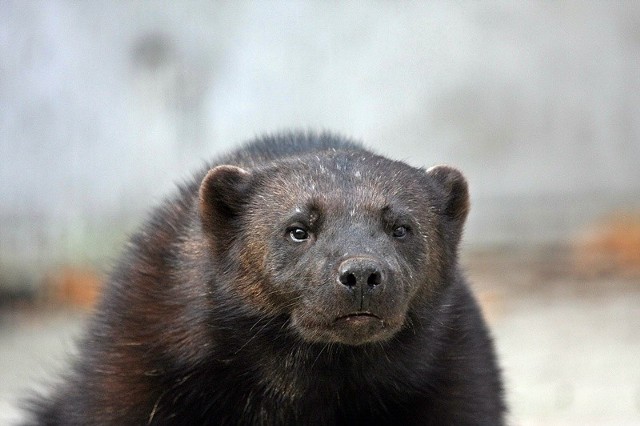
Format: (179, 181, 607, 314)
(426, 165, 470, 224)
(199, 165, 252, 234)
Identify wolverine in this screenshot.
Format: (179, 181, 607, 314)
(28, 132, 505, 425)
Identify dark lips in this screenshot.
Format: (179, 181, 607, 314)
(333, 312, 384, 328)
(320, 312, 390, 345)
(335, 312, 381, 322)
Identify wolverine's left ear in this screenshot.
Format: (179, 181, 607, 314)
(426, 165, 470, 224)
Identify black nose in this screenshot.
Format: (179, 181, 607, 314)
(339, 263, 382, 288)
(337, 257, 384, 310)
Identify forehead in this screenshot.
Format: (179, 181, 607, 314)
(257, 152, 419, 211)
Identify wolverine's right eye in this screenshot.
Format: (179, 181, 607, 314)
(288, 227, 309, 242)
(392, 225, 408, 239)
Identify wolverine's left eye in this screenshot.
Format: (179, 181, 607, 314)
(289, 227, 309, 242)
(392, 226, 408, 238)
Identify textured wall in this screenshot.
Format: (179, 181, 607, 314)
(2, 1, 640, 283)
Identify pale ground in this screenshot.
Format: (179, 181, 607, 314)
(469, 248, 640, 426)
(0, 248, 639, 425)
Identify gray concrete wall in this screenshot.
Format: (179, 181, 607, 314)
(2, 1, 640, 284)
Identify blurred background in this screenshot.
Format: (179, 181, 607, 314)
(1, 1, 639, 424)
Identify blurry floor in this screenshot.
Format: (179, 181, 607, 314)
(469, 247, 640, 425)
(0, 248, 639, 425)
(0, 309, 86, 425)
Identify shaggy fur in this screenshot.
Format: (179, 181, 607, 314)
(27, 132, 505, 425)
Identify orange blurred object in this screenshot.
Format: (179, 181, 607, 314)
(45, 267, 102, 309)
(573, 212, 640, 277)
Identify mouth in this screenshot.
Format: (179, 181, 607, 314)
(334, 312, 382, 323)
(292, 310, 401, 345)
(330, 312, 386, 344)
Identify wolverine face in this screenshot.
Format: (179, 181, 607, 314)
(199, 152, 468, 346)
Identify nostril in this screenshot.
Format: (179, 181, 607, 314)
(367, 271, 382, 287)
(340, 272, 357, 287)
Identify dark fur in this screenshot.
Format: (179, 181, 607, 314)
(27, 132, 505, 425)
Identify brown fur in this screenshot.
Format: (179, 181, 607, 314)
(27, 132, 505, 425)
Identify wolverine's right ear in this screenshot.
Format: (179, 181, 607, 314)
(199, 165, 252, 234)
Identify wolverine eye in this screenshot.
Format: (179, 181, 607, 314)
(392, 226, 408, 239)
(289, 227, 309, 242)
